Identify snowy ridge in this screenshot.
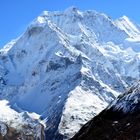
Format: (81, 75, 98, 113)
(0, 7, 140, 139)
(116, 16, 140, 38)
(109, 81, 140, 113)
(116, 16, 140, 51)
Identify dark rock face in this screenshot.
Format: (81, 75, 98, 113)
(71, 109, 140, 140)
(71, 82, 140, 140)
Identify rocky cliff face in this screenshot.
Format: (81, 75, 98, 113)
(0, 7, 140, 139)
(71, 82, 140, 140)
(0, 122, 44, 140)
(0, 100, 45, 140)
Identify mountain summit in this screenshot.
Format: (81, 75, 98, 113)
(0, 8, 140, 139)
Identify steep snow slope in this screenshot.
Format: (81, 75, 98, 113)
(116, 16, 140, 38)
(0, 7, 140, 139)
(116, 16, 140, 52)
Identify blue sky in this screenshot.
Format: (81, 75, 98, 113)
(0, 0, 140, 47)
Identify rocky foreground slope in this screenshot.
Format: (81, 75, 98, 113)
(72, 81, 140, 140)
(0, 122, 44, 140)
(0, 100, 44, 140)
(0, 7, 140, 139)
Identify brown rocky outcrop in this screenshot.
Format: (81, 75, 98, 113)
(0, 122, 45, 140)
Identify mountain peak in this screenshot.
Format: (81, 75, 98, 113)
(120, 15, 130, 21)
(65, 6, 79, 12)
(116, 15, 140, 39)
(41, 6, 79, 17)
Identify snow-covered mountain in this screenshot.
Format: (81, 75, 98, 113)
(71, 81, 140, 140)
(0, 7, 140, 139)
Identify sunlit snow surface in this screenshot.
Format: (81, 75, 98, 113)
(0, 100, 23, 128)
(0, 100, 43, 137)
